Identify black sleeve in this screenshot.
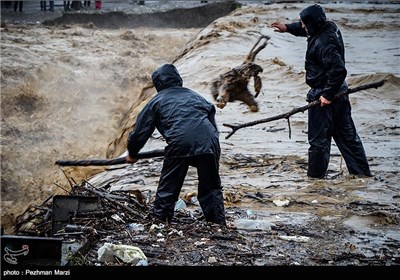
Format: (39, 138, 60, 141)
(208, 103, 218, 132)
(286, 21, 307, 37)
(320, 37, 347, 100)
(127, 103, 157, 157)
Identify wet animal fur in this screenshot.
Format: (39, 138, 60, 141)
(211, 35, 270, 112)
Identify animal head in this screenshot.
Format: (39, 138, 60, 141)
(211, 78, 226, 108)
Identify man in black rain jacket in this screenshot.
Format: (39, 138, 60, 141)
(126, 64, 226, 225)
(271, 4, 372, 178)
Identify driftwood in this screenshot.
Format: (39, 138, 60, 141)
(81, 182, 146, 219)
(223, 80, 385, 139)
(55, 149, 165, 166)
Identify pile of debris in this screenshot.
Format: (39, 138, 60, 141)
(4, 154, 398, 266)
(9, 159, 247, 266)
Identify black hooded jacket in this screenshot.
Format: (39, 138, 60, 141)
(127, 64, 220, 158)
(286, 4, 347, 100)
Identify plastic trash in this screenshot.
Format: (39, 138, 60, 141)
(97, 243, 147, 264)
(136, 259, 148, 266)
(174, 199, 186, 211)
(273, 199, 290, 207)
(246, 209, 255, 219)
(127, 223, 144, 232)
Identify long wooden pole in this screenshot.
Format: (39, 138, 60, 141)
(223, 80, 385, 139)
(55, 149, 165, 166)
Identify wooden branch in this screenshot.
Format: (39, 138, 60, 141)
(55, 148, 165, 166)
(81, 183, 146, 219)
(245, 35, 270, 63)
(223, 80, 385, 139)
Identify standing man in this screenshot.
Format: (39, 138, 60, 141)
(63, 1, 70, 11)
(126, 64, 226, 226)
(271, 4, 372, 178)
(13, 1, 23, 12)
(40, 1, 47, 11)
(49, 1, 54, 11)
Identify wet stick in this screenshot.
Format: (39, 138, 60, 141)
(55, 149, 164, 166)
(223, 80, 385, 139)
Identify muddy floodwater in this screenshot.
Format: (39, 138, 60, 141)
(1, 1, 399, 268)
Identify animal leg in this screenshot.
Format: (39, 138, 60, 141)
(216, 83, 232, 109)
(254, 75, 262, 98)
(238, 89, 258, 112)
(211, 78, 221, 101)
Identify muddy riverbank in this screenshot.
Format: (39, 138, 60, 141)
(1, 1, 399, 268)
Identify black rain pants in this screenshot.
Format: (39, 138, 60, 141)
(153, 153, 226, 225)
(307, 86, 372, 178)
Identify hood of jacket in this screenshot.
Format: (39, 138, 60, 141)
(300, 4, 327, 37)
(151, 64, 183, 92)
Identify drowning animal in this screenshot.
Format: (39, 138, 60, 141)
(211, 35, 270, 112)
